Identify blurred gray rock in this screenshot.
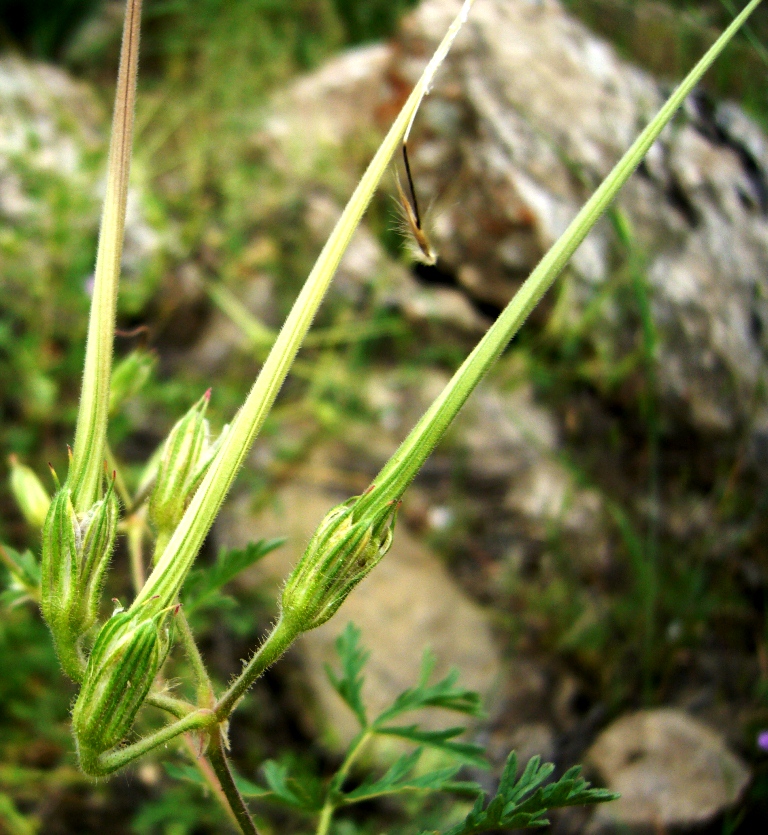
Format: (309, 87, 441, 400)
(399, 0, 768, 440)
(586, 708, 751, 832)
(258, 0, 768, 446)
(0, 56, 164, 287)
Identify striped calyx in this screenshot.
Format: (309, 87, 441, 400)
(281, 495, 399, 631)
(72, 606, 171, 761)
(149, 391, 219, 538)
(41, 479, 118, 678)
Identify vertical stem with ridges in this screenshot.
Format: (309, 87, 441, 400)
(70, 0, 142, 513)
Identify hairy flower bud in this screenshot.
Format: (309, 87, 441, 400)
(41, 481, 118, 679)
(73, 607, 171, 764)
(8, 455, 51, 529)
(281, 495, 398, 631)
(149, 392, 217, 537)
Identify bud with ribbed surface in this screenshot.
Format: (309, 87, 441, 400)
(41, 479, 118, 680)
(149, 392, 221, 547)
(72, 605, 171, 771)
(8, 455, 51, 529)
(281, 495, 399, 631)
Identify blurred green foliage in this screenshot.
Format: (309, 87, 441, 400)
(0, 0, 102, 57)
(564, 0, 768, 124)
(1, 0, 768, 832)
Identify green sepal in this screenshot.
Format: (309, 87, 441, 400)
(72, 605, 171, 767)
(40, 481, 119, 680)
(41, 487, 81, 676)
(281, 496, 398, 631)
(149, 392, 213, 536)
(78, 480, 119, 630)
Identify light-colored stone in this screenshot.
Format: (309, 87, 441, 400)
(0, 56, 164, 283)
(586, 708, 751, 831)
(256, 0, 768, 444)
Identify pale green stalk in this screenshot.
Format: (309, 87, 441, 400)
(82, 708, 215, 776)
(132, 0, 478, 613)
(354, 0, 763, 520)
(69, 0, 142, 513)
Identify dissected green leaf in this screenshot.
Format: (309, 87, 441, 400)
(182, 538, 284, 613)
(374, 651, 483, 726)
(260, 760, 324, 812)
(375, 726, 487, 769)
(341, 749, 467, 805)
(325, 622, 369, 727)
(435, 753, 618, 834)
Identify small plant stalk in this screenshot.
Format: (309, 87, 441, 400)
(215, 617, 299, 720)
(81, 708, 215, 776)
(69, 0, 142, 512)
(316, 728, 373, 835)
(207, 729, 261, 835)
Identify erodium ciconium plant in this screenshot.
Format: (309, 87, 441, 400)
(3, 0, 761, 832)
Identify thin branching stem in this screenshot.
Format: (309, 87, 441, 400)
(70, 0, 142, 512)
(83, 709, 215, 776)
(207, 728, 260, 835)
(316, 728, 373, 835)
(177, 608, 215, 705)
(214, 616, 298, 721)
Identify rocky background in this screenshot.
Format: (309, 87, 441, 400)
(2, 0, 768, 832)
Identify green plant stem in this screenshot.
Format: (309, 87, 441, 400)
(180, 737, 242, 832)
(214, 616, 299, 720)
(207, 729, 260, 835)
(81, 708, 215, 776)
(353, 0, 764, 521)
(177, 608, 215, 705)
(316, 729, 373, 835)
(131, 0, 478, 616)
(70, 0, 142, 512)
(145, 691, 196, 718)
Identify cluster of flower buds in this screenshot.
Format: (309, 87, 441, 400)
(8, 455, 51, 529)
(281, 492, 399, 631)
(148, 391, 225, 552)
(41, 477, 118, 680)
(72, 603, 171, 767)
